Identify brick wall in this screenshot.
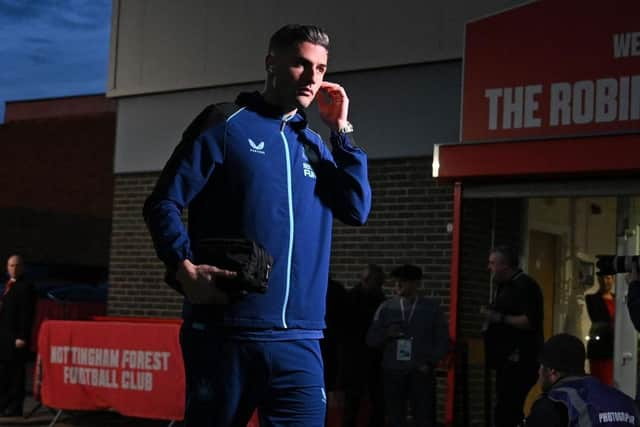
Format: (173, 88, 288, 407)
(108, 173, 183, 317)
(330, 157, 453, 304)
(108, 156, 454, 314)
(0, 208, 111, 269)
(107, 156, 455, 421)
(0, 112, 115, 278)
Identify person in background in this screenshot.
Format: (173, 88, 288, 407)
(484, 245, 544, 427)
(321, 275, 347, 424)
(525, 333, 639, 427)
(342, 264, 387, 427)
(585, 267, 616, 385)
(0, 254, 36, 418)
(366, 264, 448, 427)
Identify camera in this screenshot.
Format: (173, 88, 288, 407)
(596, 255, 640, 275)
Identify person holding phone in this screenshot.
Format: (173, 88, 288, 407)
(143, 24, 371, 427)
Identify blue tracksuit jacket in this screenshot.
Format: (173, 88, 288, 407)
(143, 91, 371, 333)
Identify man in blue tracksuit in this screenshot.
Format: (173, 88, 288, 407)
(143, 24, 371, 426)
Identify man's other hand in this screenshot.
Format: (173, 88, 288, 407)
(177, 259, 237, 304)
(386, 323, 404, 339)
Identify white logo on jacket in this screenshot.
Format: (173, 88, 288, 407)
(248, 138, 265, 155)
(303, 162, 316, 179)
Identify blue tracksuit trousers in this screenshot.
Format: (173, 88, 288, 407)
(181, 323, 327, 427)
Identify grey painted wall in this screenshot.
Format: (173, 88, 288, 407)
(108, 0, 528, 97)
(114, 61, 462, 173)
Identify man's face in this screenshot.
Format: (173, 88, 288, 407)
(488, 252, 510, 282)
(598, 274, 615, 293)
(267, 41, 328, 110)
(394, 279, 417, 297)
(538, 365, 556, 392)
(7, 256, 23, 280)
(360, 268, 373, 289)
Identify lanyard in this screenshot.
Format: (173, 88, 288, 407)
(400, 297, 418, 325)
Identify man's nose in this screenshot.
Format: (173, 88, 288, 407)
(304, 67, 320, 84)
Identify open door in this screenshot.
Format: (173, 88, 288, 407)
(524, 230, 558, 414)
(528, 230, 557, 340)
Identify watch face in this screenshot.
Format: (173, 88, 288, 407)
(338, 122, 354, 133)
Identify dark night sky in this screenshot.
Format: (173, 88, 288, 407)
(0, 0, 111, 122)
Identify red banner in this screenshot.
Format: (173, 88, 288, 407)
(38, 320, 185, 421)
(462, 0, 640, 142)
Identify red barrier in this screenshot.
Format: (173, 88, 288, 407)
(38, 319, 185, 421)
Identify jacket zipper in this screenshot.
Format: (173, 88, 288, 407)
(279, 119, 294, 328)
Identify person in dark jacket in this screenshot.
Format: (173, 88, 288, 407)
(0, 255, 36, 417)
(585, 268, 616, 385)
(484, 245, 544, 427)
(526, 333, 639, 427)
(342, 264, 387, 427)
(143, 24, 371, 427)
(321, 277, 347, 393)
(367, 265, 448, 427)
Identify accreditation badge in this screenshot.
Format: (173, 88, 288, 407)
(396, 338, 413, 361)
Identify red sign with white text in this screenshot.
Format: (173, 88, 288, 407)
(461, 0, 640, 142)
(38, 320, 185, 421)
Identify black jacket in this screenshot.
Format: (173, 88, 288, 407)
(484, 270, 544, 368)
(585, 293, 614, 359)
(0, 277, 36, 361)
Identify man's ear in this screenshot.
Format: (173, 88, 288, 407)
(265, 54, 275, 73)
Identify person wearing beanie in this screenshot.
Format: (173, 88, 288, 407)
(525, 334, 640, 427)
(366, 264, 448, 427)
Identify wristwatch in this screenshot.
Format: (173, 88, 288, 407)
(337, 121, 354, 134)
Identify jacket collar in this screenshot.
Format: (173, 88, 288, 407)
(235, 91, 308, 130)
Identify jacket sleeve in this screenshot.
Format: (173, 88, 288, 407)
(627, 281, 640, 332)
(312, 132, 372, 226)
(142, 105, 227, 275)
(366, 302, 388, 348)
